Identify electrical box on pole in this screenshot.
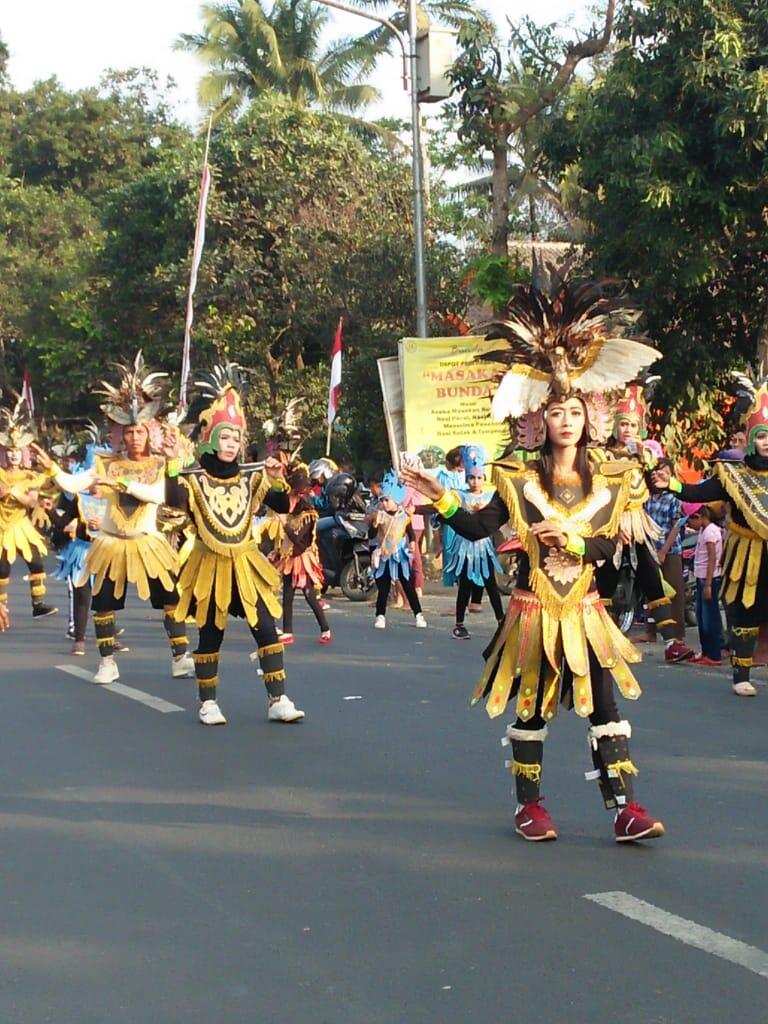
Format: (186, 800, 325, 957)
(415, 28, 457, 102)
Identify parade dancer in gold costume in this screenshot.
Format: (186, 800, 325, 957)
(0, 394, 58, 619)
(404, 277, 666, 844)
(168, 364, 304, 726)
(33, 354, 193, 684)
(653, 365, 768, 697)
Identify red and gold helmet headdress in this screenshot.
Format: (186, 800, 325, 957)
(731, 363, 768, 455)
(477, 273, 660, 450)
(191, 363, 249, 457)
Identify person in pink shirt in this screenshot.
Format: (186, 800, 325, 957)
(686, 504, 724, 665)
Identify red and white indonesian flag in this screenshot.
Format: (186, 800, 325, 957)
(327, 318, 343, 424)
(180, 161, 212, 408)
(21, 367, 35, 417)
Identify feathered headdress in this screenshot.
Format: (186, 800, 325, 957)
(381, 469, 407, 505)
(189, 362, 249, 456)
(477, 275, 660, 448)
(612, 375, 660, 439)
(262, 396, 306, 463)
(96, 351, 170, 426)
(731, 361, 768, 455)
(0, 393, 36, 449)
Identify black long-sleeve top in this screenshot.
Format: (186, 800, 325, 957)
(441, 492, 617, 589)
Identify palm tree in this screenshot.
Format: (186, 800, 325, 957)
(176, 0, 382, 119)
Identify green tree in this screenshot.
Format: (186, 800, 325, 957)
(0, 69, 186, 196)
(94, 98, 467, 465)
(542, 0, 768, 410)
(448, 8, 615, 258)
(175, 0, 380, 119)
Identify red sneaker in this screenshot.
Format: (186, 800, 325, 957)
(279, 633, 294, 645)
(514, 799, 558, 842)
(665, 640, 694, 663)
(694, 656, 722, 667)
(614, 802, 665, 843)
(319, 631, 332, 645)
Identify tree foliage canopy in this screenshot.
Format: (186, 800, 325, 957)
(542, 0, 768, 403)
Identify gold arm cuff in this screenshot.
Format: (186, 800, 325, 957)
(434, 490, 459, 517)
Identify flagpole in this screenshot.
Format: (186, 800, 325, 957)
(325, 420, 333, 458)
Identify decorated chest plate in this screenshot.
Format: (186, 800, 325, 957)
(186, 469, 257, 548)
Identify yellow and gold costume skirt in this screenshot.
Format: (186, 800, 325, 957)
(471, 589, 642, 721)
(83, 532, 179, 601)
(722, 522, 767, 608)
(0, 515, 48, 564)
(174, 540, 282, 630)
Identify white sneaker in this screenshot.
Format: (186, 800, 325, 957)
(93, 657, 119, 685)
(374, 615, 386, 629)
(171, 652, 195, 678)
(267, 694, 305, 722)
(414, 613, 427, 628)
(199, 699, 227, 725)
(733, 681, 757, 697)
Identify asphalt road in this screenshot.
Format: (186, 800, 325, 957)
(1, 571, 767, 1023)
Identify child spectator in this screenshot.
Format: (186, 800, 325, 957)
(688, 505, 724, 666)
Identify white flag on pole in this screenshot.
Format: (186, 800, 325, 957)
(327, 318, 343, 424)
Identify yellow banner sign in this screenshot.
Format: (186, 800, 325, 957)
(399, 336, 510, 459)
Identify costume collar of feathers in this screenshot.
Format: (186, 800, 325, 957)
(478, 274, 660, 448)
(96, 351, 170, 426)
(0, 392, 36, 450)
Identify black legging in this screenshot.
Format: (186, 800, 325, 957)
(73, 583, 91, 642)
(196, 596, 285, 699)
(375, 566, 422, 617)
(282, 574, 329, 634)
(456, 568, 503, 624)
(0, 552, 45, 578)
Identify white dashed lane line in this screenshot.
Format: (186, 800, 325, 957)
(585, 891, 768, 980)
(56, 665, 185, 713)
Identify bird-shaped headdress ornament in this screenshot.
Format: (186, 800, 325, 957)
(476, 272, 660, 449)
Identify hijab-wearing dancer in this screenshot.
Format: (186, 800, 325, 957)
(599, 384, 693, 662)
(0, 395, 58, 619)
(167, 364, 304, 726)
(443, 444, 504, 639)
(403, 277, 665, 844)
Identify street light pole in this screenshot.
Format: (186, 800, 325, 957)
(313, 0, 429, 337)
(407, 0, 429, 338)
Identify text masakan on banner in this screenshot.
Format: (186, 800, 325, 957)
(399, 336, 509, 458)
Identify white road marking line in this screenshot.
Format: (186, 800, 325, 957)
(584, 891, 768, 980)
(56, 665, 185, 713)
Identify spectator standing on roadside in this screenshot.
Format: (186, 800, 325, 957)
(688, 505, 724, 666)
(643, 458, 687, 646)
